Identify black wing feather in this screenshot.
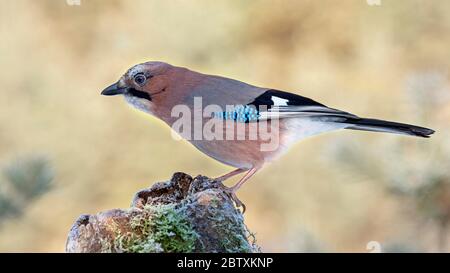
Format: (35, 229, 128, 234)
(246, 90, 434, 138)
(248, 89, 356, 120)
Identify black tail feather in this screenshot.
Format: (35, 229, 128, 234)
(344, 118, 435, 138)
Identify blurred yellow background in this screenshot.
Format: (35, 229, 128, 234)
(0, 0, 449, 252)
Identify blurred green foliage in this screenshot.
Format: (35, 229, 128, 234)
(0, 156, 53, 225)
(328, 72, 450, 251)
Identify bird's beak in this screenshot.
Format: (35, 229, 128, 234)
(101, 82, 128, 96)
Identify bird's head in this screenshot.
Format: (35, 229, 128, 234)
(101, 61, 174, 114)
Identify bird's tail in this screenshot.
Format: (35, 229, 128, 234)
(343, 118, 435, 138)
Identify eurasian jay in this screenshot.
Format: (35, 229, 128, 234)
(102, 61, 434, 212)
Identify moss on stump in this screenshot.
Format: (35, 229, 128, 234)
(65, 173, 259, 253)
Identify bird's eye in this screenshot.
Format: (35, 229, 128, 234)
(134, 73, 147, 86)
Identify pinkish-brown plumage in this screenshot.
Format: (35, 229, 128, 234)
(102, 61, 434, 211)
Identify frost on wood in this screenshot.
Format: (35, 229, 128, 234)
(66, 172, 259, 253)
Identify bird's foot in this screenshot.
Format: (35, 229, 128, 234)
(217, 183, 246, 213)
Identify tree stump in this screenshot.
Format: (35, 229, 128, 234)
(66, 172, 259, 253)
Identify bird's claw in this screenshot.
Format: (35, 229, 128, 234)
(230, 191, 246, 214)
(217, 182, 246, 213)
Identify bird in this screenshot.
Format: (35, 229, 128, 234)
(102, 61, 434, 212)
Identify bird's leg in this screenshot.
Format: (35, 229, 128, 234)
(230, 168, 259, 192)
(224, 167, 259, 213)
(214, 168, 246, 181)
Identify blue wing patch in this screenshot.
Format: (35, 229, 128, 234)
(213, 105, 260, 123)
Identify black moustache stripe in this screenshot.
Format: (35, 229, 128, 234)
(127, 88, 152, 101)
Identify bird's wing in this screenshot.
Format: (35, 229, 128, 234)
(186, 74, 267, 108)
(248, 89, 358, 122)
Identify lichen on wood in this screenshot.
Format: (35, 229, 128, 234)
(66, 172, 259, 253)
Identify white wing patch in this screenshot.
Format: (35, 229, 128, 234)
(271, 96, 289, 106)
